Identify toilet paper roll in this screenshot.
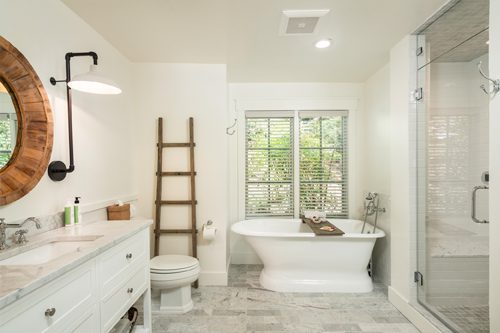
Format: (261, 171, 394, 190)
(202, 223, 217, 241)
(130, 203, 137, 218)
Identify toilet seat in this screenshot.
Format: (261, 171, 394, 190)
(150, 255, 199, 274)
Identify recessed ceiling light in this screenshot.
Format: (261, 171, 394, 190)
(315, 39, 331, 49)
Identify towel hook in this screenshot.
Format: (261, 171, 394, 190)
(478, 61, 500, 96)
(226, 118, 237, 135)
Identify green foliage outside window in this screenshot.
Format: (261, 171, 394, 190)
(299, 116, 348, 216)
(245, 113, 348, 218)
(0, 119, 13, 166)
(246, 118, 294, 216)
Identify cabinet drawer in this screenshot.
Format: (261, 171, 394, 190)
(0, 262, 95, 333)
(65, 304, 99, 333)
(99, 230, 148, 296)
(100, 266, 148, 332)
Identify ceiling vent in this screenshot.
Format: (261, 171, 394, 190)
(279, 9, 330, 35)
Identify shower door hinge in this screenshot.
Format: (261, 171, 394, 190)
(414, 271, 424, 286)
(416, 46, 424, 56)
(414, 88, 423, 101)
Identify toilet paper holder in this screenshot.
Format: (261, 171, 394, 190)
(202, 220, 217, 241)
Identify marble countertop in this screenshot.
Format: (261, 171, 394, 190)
(0, 220, 152, 309)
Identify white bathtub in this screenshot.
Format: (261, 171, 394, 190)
(231, 218, 385, 293)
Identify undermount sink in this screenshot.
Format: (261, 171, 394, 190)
(0, 235, 103, 266)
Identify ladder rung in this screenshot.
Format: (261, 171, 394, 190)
(155, 229, 198, 234)
(158, 171, 197, 176)
(159, 143, 196, 148)
(158, 200, 197, 205)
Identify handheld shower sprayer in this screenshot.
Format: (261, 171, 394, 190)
(361, 192, 385, 233)
(365, 192, 377, 201)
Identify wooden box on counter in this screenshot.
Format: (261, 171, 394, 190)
(106, 204, 131, 221)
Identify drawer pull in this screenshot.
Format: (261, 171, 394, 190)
(126, 253, 133, 259)
(127, 288, 134, 294)
(45, 308, 56, 317)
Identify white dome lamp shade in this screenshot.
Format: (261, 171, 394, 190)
(48, 51, 121, 182)
(68, 64, 121, 95)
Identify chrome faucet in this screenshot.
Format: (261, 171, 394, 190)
(361, 192, 386, 234)
(0, 217, 42, 249)
(18, 217, 42, 229)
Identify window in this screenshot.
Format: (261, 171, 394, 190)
(299, 112, 348, 217)
(245, 110, 348, 218)
(245, 115, 294, 217)
(0, 114, 16, 166)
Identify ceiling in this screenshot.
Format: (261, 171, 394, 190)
(417, 0, 489, 64)
(62, 0, 448, 82)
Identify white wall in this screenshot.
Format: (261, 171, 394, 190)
(0, 2, 230, 287)
(388, 36, 415, 302)
(489, 0, 500, 330)
(360, 64, 391, 285)
(132, 63, 228, 285)
(0, 0, 135, 222)
(228, 82, 364, 264)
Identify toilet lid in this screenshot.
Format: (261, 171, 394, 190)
(150, 255, 199, 273)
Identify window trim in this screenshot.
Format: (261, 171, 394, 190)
(236, 99, 357, 220)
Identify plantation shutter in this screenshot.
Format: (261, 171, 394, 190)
(245, 113, 294, 217)
(299, 111, 348, 217)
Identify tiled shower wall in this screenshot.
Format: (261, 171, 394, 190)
(424, 53, 490, 307)
(427, 54, 490, 240)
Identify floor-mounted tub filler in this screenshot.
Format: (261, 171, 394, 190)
(231, 219, 385, 293)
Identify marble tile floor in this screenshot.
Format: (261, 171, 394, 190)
(435, 305, 489, 333)
(145, 264, 420, 333)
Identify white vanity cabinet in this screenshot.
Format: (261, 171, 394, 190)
(98, 229, 149, 332)
(0, 260, 97, 333)
(0, 225, 151, 333)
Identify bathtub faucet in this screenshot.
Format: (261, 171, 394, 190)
(362, 193, 385, 234)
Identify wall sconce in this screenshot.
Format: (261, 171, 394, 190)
(48, 52, 121, 181)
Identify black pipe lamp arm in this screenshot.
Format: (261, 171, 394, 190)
(47, 52, 99, 182)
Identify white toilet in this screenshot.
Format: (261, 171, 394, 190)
(150, 255, 200, 314)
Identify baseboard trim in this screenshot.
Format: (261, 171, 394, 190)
(388, 286, 452, 333)
(199, 270, 228, 286)
(230, 252, 262, 265)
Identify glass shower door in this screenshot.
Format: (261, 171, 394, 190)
(415, 1, 490, 331)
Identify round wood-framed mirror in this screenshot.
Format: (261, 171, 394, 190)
(0, 36, 53, 205)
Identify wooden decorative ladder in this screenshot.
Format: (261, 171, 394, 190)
(154, 117, 198, 288)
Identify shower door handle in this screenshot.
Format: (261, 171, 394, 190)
(471, 185, 489, 224)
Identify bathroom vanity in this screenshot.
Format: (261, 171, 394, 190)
(0, 220, 152, 332)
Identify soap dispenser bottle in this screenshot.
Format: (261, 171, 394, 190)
(64, 200, 73, 226)
(74, 197, 81, 224)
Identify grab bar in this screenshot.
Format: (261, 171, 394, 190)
(471, 185, 489, 224)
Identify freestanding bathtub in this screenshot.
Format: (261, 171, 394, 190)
(231, 219, 385, 293)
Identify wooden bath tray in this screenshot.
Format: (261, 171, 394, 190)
(301, 217, 345, 236)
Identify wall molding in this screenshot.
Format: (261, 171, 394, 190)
(6, 194, 139, 226)
(80, 194, 138, 214)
